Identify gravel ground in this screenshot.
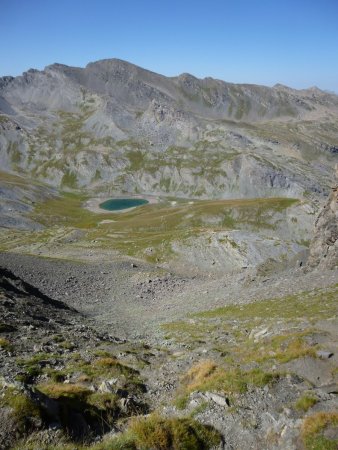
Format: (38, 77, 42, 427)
(1, 251, 337, 341)
(1, 251, 337, 450)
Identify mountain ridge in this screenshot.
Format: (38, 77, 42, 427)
(0, 58, 337, 200)
(3, 58, 338, 97)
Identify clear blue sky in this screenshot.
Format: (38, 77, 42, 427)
(1, 0, 338, 92)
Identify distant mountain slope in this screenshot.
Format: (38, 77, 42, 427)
(0, 59, 337, 198)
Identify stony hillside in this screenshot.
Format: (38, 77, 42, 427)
(0, 244, 337, 449)
(307, 167, 338, 269)
(0, 59, 337, 198)
(0, 58, 338, 450)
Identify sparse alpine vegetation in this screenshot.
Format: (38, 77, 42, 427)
(0, 59, 338, 450)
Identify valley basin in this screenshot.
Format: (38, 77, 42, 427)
(85, 195, 157, 213)
(99, 198, 149, 211)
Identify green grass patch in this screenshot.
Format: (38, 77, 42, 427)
(33, 191, 100, 228)
(0, 387, 42, 431)
(61, 170, 78, 189)
(175, 360, 278, 408)
(37, 382, 123, 432)
(16, 353, 61, 383)
(164, 288, 331, 369)
(32, 413, 221, 450)
(228, 331, 318, 366)
(38, 354, 144, 398)
(69, 356, 139, 381)
(162, 321, 216, 342)
(37, 382, 91, 400)
(301, 412, 338, 450)
(194, 285, 338, 322)
(123, 414, 221, 450)
(295, 393, 319, 412)
(0, 337, 12, 350)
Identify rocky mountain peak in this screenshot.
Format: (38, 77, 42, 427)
(273, 83, 292, 90)
(0, 76, 14, 90)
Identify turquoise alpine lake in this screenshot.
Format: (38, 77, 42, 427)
(99, 198, 149, 211)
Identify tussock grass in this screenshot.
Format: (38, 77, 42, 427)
(86, 392, 119, 412)
(94, 357, 120, 368)
(301, 412, 338, 450)
(37, 383, 123, 430)
(183, 360, 277, 393)
(37, 354, 144, 400)
(183, 360, 218, 390)
(35, 388, 124, 442)
(71, 356, 138, 381)
(0, 387, 42, 430)
(16, 353, 60, 383)
(41, 354, 138, 384)
(233, 331, 318, 366)
(0, 337, 12, 350)
(295, 393, 318, 412)
(37, 382, 91, 400)
(44, 368, 67, 383)
(272, 336, 317, 363)
(125, 414, 221, 450)
(174, 360, 278, 409)
(15, 414, 221, 449)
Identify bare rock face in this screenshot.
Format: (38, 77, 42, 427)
(308, 170, 338, 269)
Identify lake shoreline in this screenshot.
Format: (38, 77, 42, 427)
(84, 194, 159, 213)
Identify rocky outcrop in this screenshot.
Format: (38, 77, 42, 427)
(0, 264, 145, 449)
(308, 171, 338, 269)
